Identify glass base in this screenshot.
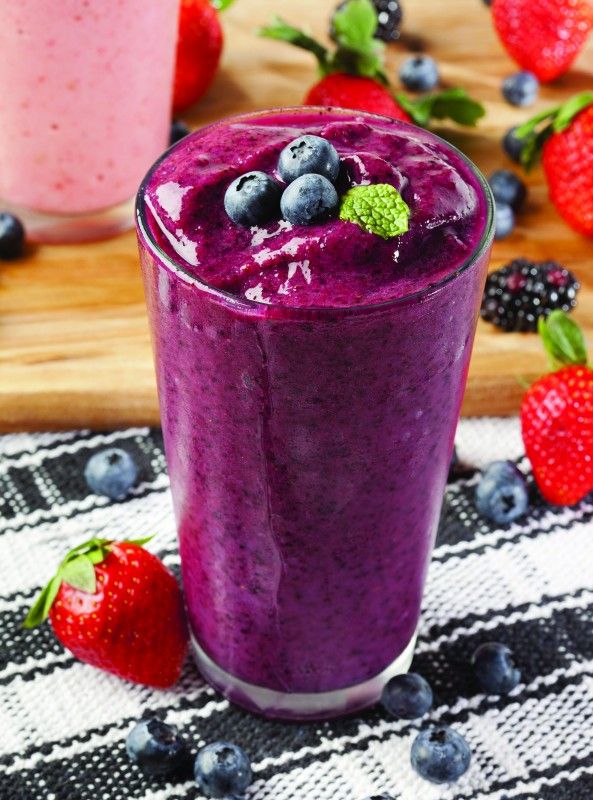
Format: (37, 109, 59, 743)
(191, 630, 417, 721)
(0, 195, 135, 244)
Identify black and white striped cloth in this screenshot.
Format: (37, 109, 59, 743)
(1, 420, 592, 800)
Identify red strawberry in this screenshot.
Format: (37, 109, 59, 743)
(492, 0, 592, 82)
(521, 311, 593, 506)
(260, 2, 484, 128)
(516, 93, 593, 236)
(305, 74, 411, 121)
(24, 537, 188, 688)
(173, 0, 223, 114)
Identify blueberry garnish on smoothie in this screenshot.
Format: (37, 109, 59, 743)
(223, 170, 282, 226)
(224, 132, 409, 237)
(278, 134, 341, 183)
(280, 173, 339, 225)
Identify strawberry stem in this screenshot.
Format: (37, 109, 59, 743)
(396, 89, 485, 128)
(22, 535, 154, 628)
(259, 0, 386, 82)
(515, 93, 593, 171)
(538, 311, 588, 371)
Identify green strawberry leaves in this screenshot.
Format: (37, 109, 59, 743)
(259, 3, 485, 128)
(259, 17, 331, 73)
(340, 184, 410, 238)
(515, 92, 593, 170)
(210, 0, 235, 10)
(260, 0, 386, 82)
(23, 535, 154, 629)
(330, 0, 387, 83)
(23, 577, 62, 630)
(397, 88, 485, 128)
(538, 311, 588, 371)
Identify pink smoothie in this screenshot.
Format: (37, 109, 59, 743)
(0, 0, 179, 215)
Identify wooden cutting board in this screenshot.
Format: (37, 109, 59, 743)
(1, 0, 592, 432)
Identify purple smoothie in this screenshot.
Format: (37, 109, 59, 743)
(137, 108, 493, 719)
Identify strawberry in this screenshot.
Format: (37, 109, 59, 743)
(305, 74, 411, 120)
(260, 0, 484, 127)
(492, 0, 593, 83)
(173, 0, 224, 114)
(521, 311, 593, 506)
(24, 537, 188, 688)
(515, 93, 593, 236)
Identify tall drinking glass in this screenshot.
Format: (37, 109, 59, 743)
(0, 0, 180, 243)
(136, 108, 494, 719)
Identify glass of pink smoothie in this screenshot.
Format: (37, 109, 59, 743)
(0, 0, 180, 243)
(137, 108, 494, 720)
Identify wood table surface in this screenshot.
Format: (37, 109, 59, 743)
(1, 0, 592, 432)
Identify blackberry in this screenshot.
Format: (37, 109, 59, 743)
(481, 259, 579, 332)
(330, 0, 403, 43)
(372, 0, 403, 42)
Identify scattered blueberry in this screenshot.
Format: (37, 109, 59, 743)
(381, 673, 433, 719)
(126, 718, 188, 776)
(84, 447, 138, 500)
(502, 126, 525, 164)
(488, 170, 527, 212)
(494, 202, 515, 240)
(278, 135, 340, 185)
(280, 173, 339, 225)
(399, 55, 440, 92)
(0, 212, 25, 260)
(449, 445, 460, 480)
(502, 71, 539, 107)
(194, 741, 252, 798)
(475, 461, 528, 524)
(472, 642, 521, 694)
(482, 0, 492, 5)
(170, 119, 191, 146)
(363, 795, 396, 800)
(224, 171, 282, 227)
(411, 726, 471, 784)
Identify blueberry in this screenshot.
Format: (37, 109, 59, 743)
(489, 170, 527, 212)
(475, 461, 528, 524)
(502, 126, 525, 164)
(0, 213, 25, 260)
(170, 119, 190, 146)
(381, 673, 433, 719)
(494, 202, 515, 240)
(472, 642, 521, 694)
(399, 55, 440, 92)
(362, 795, 396, 800)
(502, 71, 539, 107)
(84, 447, 138, 500)
(126, 718, 188, 776)
(411, 726, 471, 784)
(224, 171, 282, 227)
(280, 173, 339, 225)
(194, 741, 252, 798)
(278, 135, 340, 184)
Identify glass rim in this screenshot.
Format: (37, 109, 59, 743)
(136, 106, 495, 319)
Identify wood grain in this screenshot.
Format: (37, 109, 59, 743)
(1, 0, 592, 431)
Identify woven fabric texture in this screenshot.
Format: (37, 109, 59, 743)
(0, 419, 592, 800)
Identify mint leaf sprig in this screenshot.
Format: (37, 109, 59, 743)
(23, 535, 153, 628)
(340, 184, 410, 239)
(514, 92, 593, 170)
(538, 310, 589, 372)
